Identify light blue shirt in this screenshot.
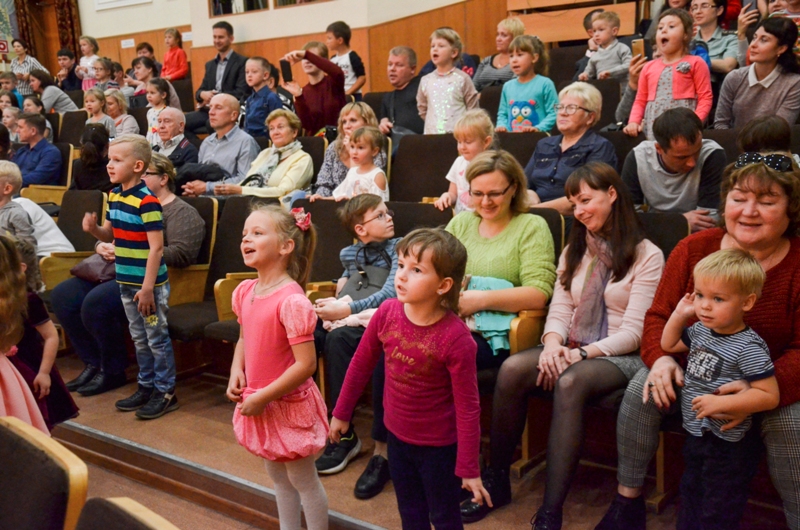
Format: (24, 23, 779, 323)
(198, 124, 260, 194)
(497, 75, 559, 133)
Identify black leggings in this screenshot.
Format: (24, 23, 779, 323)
(489, 347, 628, 512)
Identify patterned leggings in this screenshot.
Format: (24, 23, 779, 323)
(616, 367, 800, 529)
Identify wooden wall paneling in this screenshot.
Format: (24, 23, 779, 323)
(518, 3, 637, 42)
(465, 0, 510, 60)
(95, 25, 191, 72)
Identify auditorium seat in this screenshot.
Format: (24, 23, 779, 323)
(479, 86, 503, 125)
(167, 197, 218, 307)
(703, 128, 740, 162)
(129, 107, 149, 139)
(362, 91, 387, 119)
(59, 110, 89, 147)
(496, 131, 546, 168)
(598, 130, 644, 170)
(66, 90, 84, 109)
(76, 497, 181, 530)
(390, 134, 458, 202)
(588, 78, 622, 130)
(547, 46, 587, 88)
(171, 78, 195, 113)
(298, 136, 328, 181)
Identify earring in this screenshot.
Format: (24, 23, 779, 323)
(437, 290, 443, 295)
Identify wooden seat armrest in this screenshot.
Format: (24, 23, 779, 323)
(39, 252, 96, 290)
(214, 277, 248, 321)
(225, 272, 258, 281)
(421, 197, 438, 204)
(20, 185, 69, 206)
(168, 265, 210, 306)
(306, 282, 337, 304)
(509, 308, 549, 354)
(48, 251, 95, 259)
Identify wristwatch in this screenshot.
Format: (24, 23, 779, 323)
(578, 347, 588, 360)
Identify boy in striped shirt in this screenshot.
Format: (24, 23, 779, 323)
(82, 134, 178, 420)
(661, 248, 779, 530)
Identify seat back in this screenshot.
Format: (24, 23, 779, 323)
(529, 207, 564, 263)
(46, 114, 62, 143)
(54, 143, 74, 187)
(58, 190, 106, 251)
(76, 497, 180, 530)
(294, 198, 355, 283)
(297, 136, 327, 182)
(59, 111, 89, 147)
(65, 90, 84, 109)
(588, 79, 622, 130)
(179, 196, 218, 265)
(547, 46, 587, 88)
(702, 128, 739, 162)
(171, 78, 195, 113)
(362, 91, 388, 119)
(597, 130, 645, 170)
(0, 416, 88, 530)
(496, 131, 546, 168)
(792, 125, 800, 154)
(390, 134, 458, 202)
(639, 211, 690, 260)
(128, 94, 149, 109)
(129, 107, 149, 138)
(479, 86, 503, 125)
(255, 135, 269, 151)
(386, 202, 453, 237)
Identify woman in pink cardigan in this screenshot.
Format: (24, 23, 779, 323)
(460, 162, 665, 528)
(623, 9, 713, 139)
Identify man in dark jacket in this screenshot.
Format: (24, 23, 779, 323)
(153, 107, 198, 169)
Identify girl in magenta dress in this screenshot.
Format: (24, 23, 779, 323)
(227, 205, 328, 530)
(0, 235, 48, 434)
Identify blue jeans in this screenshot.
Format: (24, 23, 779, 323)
(51, 278, 129, 375)
(119, 283, 175, 392)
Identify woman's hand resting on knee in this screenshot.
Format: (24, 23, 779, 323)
(537, 341, 572, 391)
(642, 356, 684, 408)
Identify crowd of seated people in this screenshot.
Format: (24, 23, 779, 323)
(5, 5, 800, 530)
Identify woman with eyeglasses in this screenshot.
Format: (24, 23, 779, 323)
(596, 153, 800, 530)
(214, 109, 312, 197)
(524, 82, 617, 217)
(446, 150, 557, 371)
(715, 16, 800, 129)
(52, 153, 205, 397)
(690, 0, 739, 78)
(460, 162, 664, 527)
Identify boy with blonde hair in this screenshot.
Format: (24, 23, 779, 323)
(417, 28, 479, 134)
(661, 248, 779, 530)
(578, 11, 632, 90)
(83, 134, 178, 420)
(0, 161, 36, 252)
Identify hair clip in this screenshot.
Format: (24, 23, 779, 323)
(291, 208, 312, 231)
(734, 152, 795, 173)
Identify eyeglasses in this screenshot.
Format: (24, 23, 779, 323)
(361, 210, 394, 224)
(734, 152, 795, 173)
(469, 183, 513, 201)
(690, 3, 717, 10)
(143, 171, 161, 177)
(553, 104, 593, 116)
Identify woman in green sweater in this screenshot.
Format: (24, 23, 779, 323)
(445, 149, 557, 372)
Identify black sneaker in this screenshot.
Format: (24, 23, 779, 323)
(461, 467, 512, 523)
(115, 384, 154, 411)
(66, 365, 98, 391)
(594, 494, 646, 530)
(135, 390, 179, 420)
(315, 426, 361, 475)
(531, 508, 562, 530)
(354, 455, 391, 499)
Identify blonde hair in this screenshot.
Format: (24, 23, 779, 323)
(149, 152, 177, 193)
(335, 102, 378, 155)
(0, 235, 27, 352)
(595, 11, 621, 28)
(350, 125, 385, 153)
(465, 150, 529, 215)
(110, 134, 152, 171)
(105, 90, 129, 114)
(164, 28, 183, 49)
(558, 82, 602, 125)
(84, 87, 107, 112)
(3, 106, 19, 119)
(249, 204, 317, 289)
(302, 41, 328, 59)
(266, 108, 303, 133)
(430, 28, 464, 54)
(693, 248, 766, 298)
(509, 35, 548, 76)
(454, 109, 495, 145)
(498, 17, 526, 38)
(79, 35, 99, 54)
(0, 161, 23, 194)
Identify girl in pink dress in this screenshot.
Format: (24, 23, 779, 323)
(227, 205, 328, 530)
(0, 235, 48, 435)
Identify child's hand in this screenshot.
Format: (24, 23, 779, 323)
(134, 288, 156, 316)
(691, 393, 726, 419)
(308, 194, 322, 202)
(495, 126, 508, 133)
(238, 391, 268, 417)
(623, 122, 641, 137)
(33, 372, 51, 398)
(578, 72, 589, 81)
(588, 38, 598, 52)
(434, 192, 452, 211)
(674, 293, 696, 320)
(519, 126, 538, 133)
(462, 477, 493, 508)
(283, 50, 306, 64)
(227, 370, 246, 402)
(315, 300, 351, 322)
(628, 55, 647, 91)
(598, 71, 611, 80)
(82, 212, 98, 234)
(334, 195, 347, 202)
(329, 417, 350, 443)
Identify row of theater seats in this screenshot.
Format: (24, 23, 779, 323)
(0, 416, 182, 530)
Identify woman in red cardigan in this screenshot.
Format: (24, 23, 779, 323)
(596, 155, 800, 530)
(162, 28, 189, 82)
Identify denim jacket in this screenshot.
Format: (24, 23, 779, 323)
(524, 130, 617, 203)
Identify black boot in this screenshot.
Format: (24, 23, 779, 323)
(594, 494, 646, 530)
(460, 467, 512, 523)
(531, 508, 562, 530)
(66, 365, 98, 391)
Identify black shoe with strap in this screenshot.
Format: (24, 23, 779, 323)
(531, 508, 562, 530)
(460, 467, 512, 523)
(315, 425, 361, 475)
(135, 390, 179, 420)
(115, 384, 154, 411)
(594, 494, 646, 530)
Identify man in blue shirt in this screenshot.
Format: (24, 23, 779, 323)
(13, 113, 62, 187)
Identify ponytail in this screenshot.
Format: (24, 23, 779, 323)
(250, 204, 317, 289)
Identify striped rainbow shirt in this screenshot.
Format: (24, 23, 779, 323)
(108, 181, 168, 287)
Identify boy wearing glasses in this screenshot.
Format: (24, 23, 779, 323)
(313, 193, 400, 499)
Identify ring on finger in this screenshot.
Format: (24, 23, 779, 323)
(648, 381, 655, 388)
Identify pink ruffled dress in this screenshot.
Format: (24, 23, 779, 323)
(232, 280, 328, 462)
(0, 347, 49, 435)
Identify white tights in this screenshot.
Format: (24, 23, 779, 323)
(264, 455, 328, 530)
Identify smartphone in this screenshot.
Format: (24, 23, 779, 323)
(280, 60, 293, 84)
(631, 39, 644, 58)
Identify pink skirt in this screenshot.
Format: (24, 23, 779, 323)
(82, 79, 97, 91)
(233, 378, 328, 462)
(0, 351, 48, 435)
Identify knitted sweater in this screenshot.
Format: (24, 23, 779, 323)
(641, 228, 800, 407)
(713, 65, 800, 129)
(583, 39, 632, 88)
(294, 51, 346, 135)
(162, 47, 189, 81)
(162, 197, 205, 269)
(445, 212, 557, 300)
